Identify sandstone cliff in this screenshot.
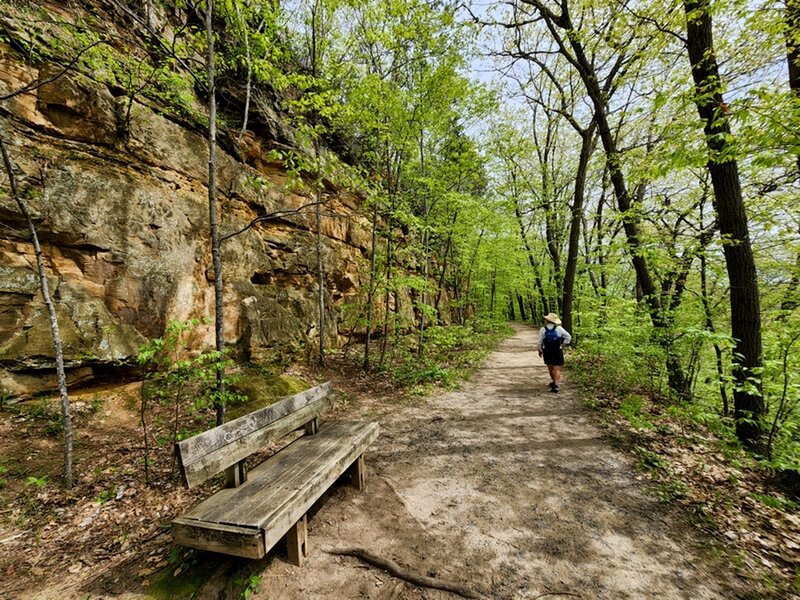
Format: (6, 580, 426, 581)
(0, 4, 417, 398)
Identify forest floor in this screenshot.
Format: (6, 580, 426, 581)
(0, 324, 797, 599)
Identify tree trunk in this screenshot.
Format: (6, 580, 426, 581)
(1, 137, 73, 488)
(235, 1, 252, 144)
(489, 263, 497, 314)
(316, 173, 325, 366)
(434, 212, 458, 319)
(363, 204, 379, 370)
(562, 125, 596, 334)
(513, 202, 549, 316)
(538, 0, 688, 396)
(418, 133, 429, 357)
(701, 251, 730, 416)
(379, 215, 392, 369)
(684, 0, 764, 445)
(206, 0, 225, 426)
(781, 0, 800, 314)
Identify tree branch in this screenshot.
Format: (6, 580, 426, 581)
(0, 39, 106, 101)
(220, 200, 326, 242)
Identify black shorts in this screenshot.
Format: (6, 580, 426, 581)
(542, 347, 564, 366)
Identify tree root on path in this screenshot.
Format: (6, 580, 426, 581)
(327, 547, 489, 600)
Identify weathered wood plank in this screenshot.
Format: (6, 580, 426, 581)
(177, 383, 333, 488)
(178, 421, 377, 523)
(259, 423, 378, 554)
(195, 421, 377, 524)
(172, 416, 380, 562)
(350, 454, 366, 491)
(286, 514, 308, 567)
(181, 399, 332, 489)
(172, 518, 264, 559)
(177, 381, 331, 466)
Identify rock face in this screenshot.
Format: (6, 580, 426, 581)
(0, 45, 384, 397)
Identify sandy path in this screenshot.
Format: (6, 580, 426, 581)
(259, 324, 741, 599)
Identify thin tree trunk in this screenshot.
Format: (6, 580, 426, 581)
(235, 1, 252, 144)
(528, 0, 688, 395)
(701, 251, 729, 416)
(310, 0, 325, 366)
(316, 162, 325, 366)
(786, 0, 800, 177)
(363, 204, 379, 370)
(489, 262, 497, 314)
(379, 193, 394, 369)
(516, 294, 527, 321)
(684, 0, 764, 445)
(562, 125, 596, 334)
(418, 133, 429, 357)
(206, 0, 225, 426)
(463, 228, 484, 317)
(434, 212, 458, 318)
(513, 201, 549, 316)
(1, 137, 73, 488)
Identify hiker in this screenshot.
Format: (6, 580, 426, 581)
(537, 313, 572, 393)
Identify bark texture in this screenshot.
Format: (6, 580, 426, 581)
(684, 0, 764, 444)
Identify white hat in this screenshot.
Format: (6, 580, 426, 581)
(544, 313, 561, 325)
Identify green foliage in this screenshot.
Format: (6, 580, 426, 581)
(752, 492, 798, 512)
(21, 401, 64, 438)
(137, 319, 245, 415)
(635, 446, 669, 472)
(94, 488, 115, 504)
(137, 319, 246, 482)
(379, 319, 511, 389)
(653, 480, 689, 503)
(25, 475, 48, 488)
(235, 574, 262, 600)
(619, 396, 654, 431)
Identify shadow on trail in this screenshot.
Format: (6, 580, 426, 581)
(368, 325, 741, 599)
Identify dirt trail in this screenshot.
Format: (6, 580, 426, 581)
(257, 324, 743, 599)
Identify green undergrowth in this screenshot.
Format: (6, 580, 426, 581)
(145, 547, 269, 599)
(375, 318, 512, 392)
(570, 343, 800, 597)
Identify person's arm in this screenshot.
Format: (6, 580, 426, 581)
(559, 327, 572, 346)
(537, 328, 545, 355)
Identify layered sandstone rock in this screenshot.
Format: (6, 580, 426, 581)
(0, 44, 389, 398)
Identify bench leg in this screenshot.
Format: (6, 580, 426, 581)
(224, 460, 246, 488)
(350, 454, 366, 491)
(304, 417, 318, 435)
(286, 514, 308, 567)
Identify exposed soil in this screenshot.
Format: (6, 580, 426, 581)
(249, 324, 748, 600)
(0, 325, 766, 599)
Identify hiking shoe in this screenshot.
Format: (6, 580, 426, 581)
(549, 382, 556, 390)
(552, 385, 560, 393)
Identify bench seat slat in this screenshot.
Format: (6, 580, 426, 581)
(173, 420, 379, 558)
(176, 382, 332, 488)
(177, 425, 346, 522)
(171, 519, 264, 559)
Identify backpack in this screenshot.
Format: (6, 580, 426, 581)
(543, 326, 562, 350)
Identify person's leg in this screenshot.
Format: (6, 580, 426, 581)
(546, 364, 556, 386)
(552, 366, 561, 385)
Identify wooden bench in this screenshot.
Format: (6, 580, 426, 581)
(171, 381, 379, 565)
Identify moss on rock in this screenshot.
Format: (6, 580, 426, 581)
(227, 370, 309, 419)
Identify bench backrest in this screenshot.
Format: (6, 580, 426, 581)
(175, 381, 333, 488)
